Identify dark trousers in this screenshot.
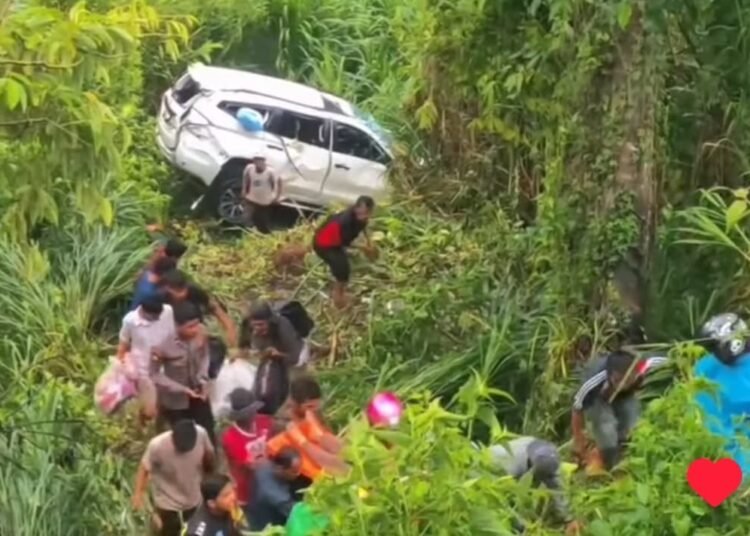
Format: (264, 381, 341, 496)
(290, 475, 313, 501)
(253, 358, 289, 417)
(246, 202, 272, 234)
(313, 245, 350, 283)
(159, 398, 216, 446)
(155, 507, 196, 536)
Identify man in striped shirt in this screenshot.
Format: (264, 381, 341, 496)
(571, 350, 669, 471)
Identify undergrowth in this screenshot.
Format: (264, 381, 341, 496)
(5, 0, 750, 534)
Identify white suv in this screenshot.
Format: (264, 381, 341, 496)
(156, 63, 394, 224)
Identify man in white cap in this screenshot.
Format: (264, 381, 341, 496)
(487, 437, 582, 535)
(242, 154, 281, 234)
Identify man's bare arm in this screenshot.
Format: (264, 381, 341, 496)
(210, 299, 238, 348)
(116, 341, 130, 362)
(131, 462, 150, 510)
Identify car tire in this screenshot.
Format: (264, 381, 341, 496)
(213, 161, 249, 225)
(216, 176, 246, 225)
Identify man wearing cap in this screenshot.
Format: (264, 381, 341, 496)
(487, 437, 582, 535)
(242, 154, 281, 234)
(221, 388, 275, 518)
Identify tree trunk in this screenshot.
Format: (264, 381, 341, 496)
(607, 2, 663, 327)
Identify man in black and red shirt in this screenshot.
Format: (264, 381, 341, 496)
(312, 196, 376, 308)
(570, 350, 668, 472)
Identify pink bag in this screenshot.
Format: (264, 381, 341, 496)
(94, 358, 138, 415)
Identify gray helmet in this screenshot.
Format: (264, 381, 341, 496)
(700, 313, 749, 364)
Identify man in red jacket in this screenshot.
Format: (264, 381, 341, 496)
(312, 196, 376, 308)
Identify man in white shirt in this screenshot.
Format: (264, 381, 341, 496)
(117, 297, 176, 422)
(242, 154, 281, 234)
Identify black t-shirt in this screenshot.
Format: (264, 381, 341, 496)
(184, 505, 240, 536)
(166, 283, 214, 321)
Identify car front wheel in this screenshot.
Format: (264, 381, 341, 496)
(216, 177, 246, 225)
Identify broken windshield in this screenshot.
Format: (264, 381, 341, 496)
(352, 106, 393, 153)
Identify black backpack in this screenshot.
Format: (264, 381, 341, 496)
(275, 300, 315, 338)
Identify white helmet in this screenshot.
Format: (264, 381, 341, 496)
(700, 313, 749, 364)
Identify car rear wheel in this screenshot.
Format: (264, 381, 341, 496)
(216, 176, 246, 225)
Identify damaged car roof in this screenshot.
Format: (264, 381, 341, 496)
(188, 63, 340, 113)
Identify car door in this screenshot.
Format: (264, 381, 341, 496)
(263, 109, 332, 204)
(324, 122, 390, 204)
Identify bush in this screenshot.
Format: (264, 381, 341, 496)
(0, 227, 150, 371)
(0, 364, 137, 535)
(307, 395, 563, 535)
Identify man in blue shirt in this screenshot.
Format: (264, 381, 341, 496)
(130, 256, 176, 311)
(246, 447, 302, 531)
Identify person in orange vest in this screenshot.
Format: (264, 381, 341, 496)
(266, 376, 349, 497)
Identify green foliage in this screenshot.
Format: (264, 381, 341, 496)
(577, 380, 750, 535)
(307, 396, 560, 535)
(0, 376, 136, 536)
(0, 366, 136, 536)
(0, 227, 149, 362)
(0, 224, 150, 534)
(0, 0, 193, 238)
(3, 0, 750, 533)
(679, 188, 750, 264)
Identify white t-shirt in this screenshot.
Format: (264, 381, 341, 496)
(243, 165, 279, 206)
(119, 305, 175, 376)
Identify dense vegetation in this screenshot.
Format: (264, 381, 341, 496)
(3, 0, 750, 534)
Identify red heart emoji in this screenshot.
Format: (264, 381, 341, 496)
(686, 458, 742, 507)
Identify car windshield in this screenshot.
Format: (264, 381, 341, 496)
(352, 105, 393, 153)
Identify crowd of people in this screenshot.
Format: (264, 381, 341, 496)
(117, 163, 376, 536)
(113, 157, 746, 535)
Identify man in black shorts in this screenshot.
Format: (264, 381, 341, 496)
(312, 196, 376, 308)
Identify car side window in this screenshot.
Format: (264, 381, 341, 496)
(218, 102, 269, 122)
(265, 110, 329, 150)
(332, 123, 389, 164)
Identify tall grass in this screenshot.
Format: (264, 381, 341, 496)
(0, 225, 150, 535)
(0, 385, 137, 536)
(0, 227, 150, 372)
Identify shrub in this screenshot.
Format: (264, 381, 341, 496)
(307, 395, 563, 535)
(0, 370, 137, 536)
